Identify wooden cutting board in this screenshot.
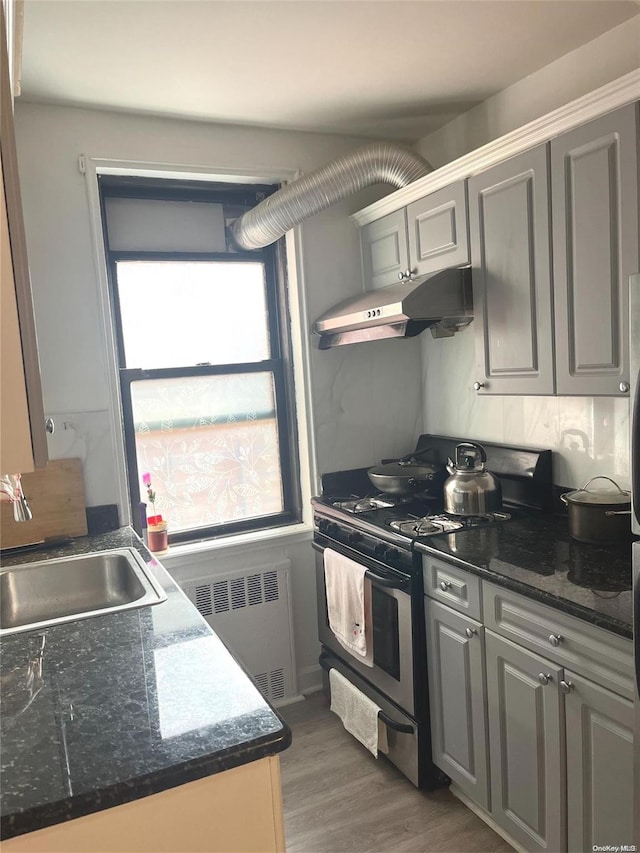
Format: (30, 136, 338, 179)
(0, 458, 87, 550)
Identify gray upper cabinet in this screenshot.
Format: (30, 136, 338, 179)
(551, 104, 639, 396)
(406, 181, 469, 278)
(469, 144, 555, 395)
(360, 208, 410, 291)
(360, 181, 469, 291)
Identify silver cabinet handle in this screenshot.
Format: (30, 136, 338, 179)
(398, 271, 406, 280)
(45, 417, 55, 434)
(619, 381, 630, 393)
(473, 382, 485, 391)
(560, 680, 574, 694)
(538, 673, 552, 685)
(439, 580, 452, 591)
(465, 627, 477, 638)
(548, 633, 563, 647)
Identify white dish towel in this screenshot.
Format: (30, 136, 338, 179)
(329, 668, 389, 757)
(323, 548, 373, 666)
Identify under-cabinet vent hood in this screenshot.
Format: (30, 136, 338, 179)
(312, 267, 473, 349)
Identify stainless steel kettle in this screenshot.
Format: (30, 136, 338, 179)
(444, 442, 502, 516)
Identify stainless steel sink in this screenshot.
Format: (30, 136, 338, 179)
(0, 548, 167, 636)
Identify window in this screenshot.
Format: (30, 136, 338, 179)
(100, 178, 301, 544)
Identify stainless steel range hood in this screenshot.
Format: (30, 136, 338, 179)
(312, 267, 473, 349)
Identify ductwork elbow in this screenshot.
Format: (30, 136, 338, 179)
(231, 143, 431, 251)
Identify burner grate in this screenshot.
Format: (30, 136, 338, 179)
(389, 511, 512, 538)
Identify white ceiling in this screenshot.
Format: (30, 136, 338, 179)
(19, 0, 640, 142)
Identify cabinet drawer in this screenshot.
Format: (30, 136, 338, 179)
(483, 582, 634, 700)
(423, 555, 482, 620)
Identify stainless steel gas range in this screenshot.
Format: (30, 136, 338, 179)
(313, 434, 553, 789)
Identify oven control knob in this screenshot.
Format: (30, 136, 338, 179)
(347, 531, 363, 546)
(318, 519, 338, 536)
(374, 543, 391, 560)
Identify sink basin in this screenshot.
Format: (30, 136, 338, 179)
(0, 548, 167, 636)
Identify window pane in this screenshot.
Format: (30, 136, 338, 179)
(116, 261, 270, 368)
(130, 373, 284, 534)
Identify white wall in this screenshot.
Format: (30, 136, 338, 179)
(14, 102, 424, 693)
(415, 23, 638, 491)
(415, 17, 640, 168)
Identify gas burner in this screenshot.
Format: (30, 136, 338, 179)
(389, 515, 464, 536)
(332, 495, 412, 513)
(388, 510, 512, 538)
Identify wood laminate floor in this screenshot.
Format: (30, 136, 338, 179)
(279, 691, 513, 853)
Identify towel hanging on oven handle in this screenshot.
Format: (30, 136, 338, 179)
(319, 654, 415, 734)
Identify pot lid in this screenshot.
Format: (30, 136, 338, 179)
(562, 476, 630, 506)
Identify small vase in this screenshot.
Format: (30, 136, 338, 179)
(148, 520, 169, 555)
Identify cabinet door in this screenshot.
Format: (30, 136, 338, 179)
(564, 670, 634, 853)
(360, 209, 409, 291)
(407, 181, 469, 277)
(485, 630, 565, 852)
(0, 13, 47, 471)
(552, 104, 638, 396)
(425, 598, 489, 809)
(469, 144, 554, 395)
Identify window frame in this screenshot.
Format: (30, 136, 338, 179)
(100, 178, 302, 544)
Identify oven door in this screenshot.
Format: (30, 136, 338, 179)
(319, 650, 421, 787)
(313, 539, 416, 717)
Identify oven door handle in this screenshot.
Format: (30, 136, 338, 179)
(314, 541, 411, 592)
(364, 569, 411, 592)
(319, 655, 415, 735)
(378, 711, 415, 735)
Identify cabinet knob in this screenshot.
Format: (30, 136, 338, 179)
(465, 627, 477, 639)
(560, 680, 574, 694)
(439, 580, 452, 591)
(619, 381, 630, 393)
(538, 673, 552, 685)
(45, 417, 55, 434)
(398, 271, 406, 281)
(548, 633, 563, 647)
(473, 382, 485, 391)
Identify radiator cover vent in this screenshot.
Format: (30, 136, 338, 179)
(182, 561, 295, 705)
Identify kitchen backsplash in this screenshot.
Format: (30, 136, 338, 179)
(422, 326, 630, 490)
(45, 410, 120, 507)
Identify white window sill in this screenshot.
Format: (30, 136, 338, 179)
(158, 521, 314, 570)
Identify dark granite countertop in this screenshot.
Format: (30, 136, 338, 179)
(415, 513, 634, 639)
(0, 528, 291, 840)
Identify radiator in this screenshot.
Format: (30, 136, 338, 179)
(182, 560, 297, 704)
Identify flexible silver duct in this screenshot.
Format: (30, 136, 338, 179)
(232, 143, 431, 250)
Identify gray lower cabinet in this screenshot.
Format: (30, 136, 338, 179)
(564, 670, 634, 853)
(424, 598, 489, 810)
(360, 181, 469, 291)
(468, 144, 554, 395)
(485, 629, 565, 852)
(551, 104, 639, 396)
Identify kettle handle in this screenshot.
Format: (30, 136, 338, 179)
(455, 442, 487, 465)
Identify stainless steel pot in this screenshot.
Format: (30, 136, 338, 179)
(367, 449, 447, 496)
(560, 476, 632, 544)
(443, 442, 502, 516)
